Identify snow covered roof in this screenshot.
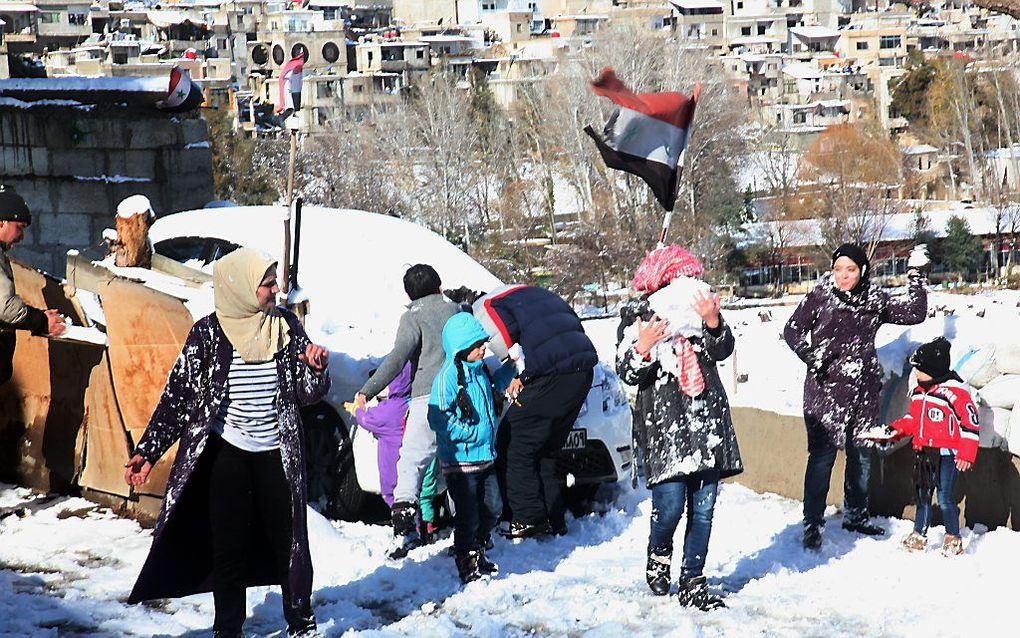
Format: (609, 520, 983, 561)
(730, 36, 783, 46)
(148, 10, 206, 28)
(0, 3, 39, 12)
(789, 25, 841, 41)
(904, 144, 938, 155)
(745, 204, 1005, 249)
(782, 62, 823, 80)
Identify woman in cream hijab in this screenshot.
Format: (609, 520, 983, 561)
(125, 248, 331, 638)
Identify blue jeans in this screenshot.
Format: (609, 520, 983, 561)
(445, 466, 502, 554)
(648, 471, 720, 579)
(803, 427, 871, 526)
(914, 452, 960, 536)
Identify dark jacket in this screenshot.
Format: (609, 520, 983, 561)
(1, 247, 48, 385)
(473, 285, 597, 383)
(128, 309, 330, 607)
(783, 271, 927, 448)
(616, 314, 743, 486)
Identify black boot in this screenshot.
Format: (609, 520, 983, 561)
(842, 511, 886, 537)
(476, 547, 499, 575)
(676, 575, 725, 611)
(645, 547, 672, 596)
(388, 502, 422, 559)
(803, 522, 822, 550)
(501, 520, 549, 539)
(455, 550, 483, 584)
(213, 632, 243, 638)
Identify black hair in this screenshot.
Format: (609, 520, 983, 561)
(403, 264, 442, 301)
(452, 340, 486, 423)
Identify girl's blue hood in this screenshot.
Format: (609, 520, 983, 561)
(442, 312, 489, 360)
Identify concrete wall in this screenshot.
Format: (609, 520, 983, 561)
(730, 407, 1020, 531)
(0, 104, 214, 275)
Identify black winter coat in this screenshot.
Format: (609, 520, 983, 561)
(474, 285, 598, 382)
(128, 310, 330, 605)
(616, 315, 743, 486)
(783, 272, 927, 448)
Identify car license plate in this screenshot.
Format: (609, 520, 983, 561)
(562, 429, 587, 451)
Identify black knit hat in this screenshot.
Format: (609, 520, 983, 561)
(832, 243, 869, 279)
(0, 186, 31, 225)
(910, 337, 952, 378)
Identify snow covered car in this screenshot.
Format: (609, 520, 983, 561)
(149, 205, 634, 519)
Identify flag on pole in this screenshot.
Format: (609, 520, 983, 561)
(584, 68, 700, 212)
(158, 66, 204, 113)
(276, 55, 305, 115)
(156, 66, 204, 113)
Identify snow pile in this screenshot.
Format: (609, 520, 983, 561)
(2, 480, 1017, 637)
(150, 206, 503, 404)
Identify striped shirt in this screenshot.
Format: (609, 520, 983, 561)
(212, 350, 281, 452)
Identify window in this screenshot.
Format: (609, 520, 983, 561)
(218, 38, 228, 50)
(711, 28, 718, 36)
(757, 24, 767, 35)
(69, 12, 89, 26)
(517, 23, 523, 33)
(416, 49, 424, 59)
(236, 15, 244, 28)
(741, 26, 752, 36)
(40, 12, 61, 24)
(482, 1, 496, 10)
(736, 1, 744, 8)
(353, 84, 364, 93)
(880, 35, 901, 49)
(856, 41, 869, 50)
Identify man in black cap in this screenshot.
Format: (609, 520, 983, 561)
(1, 185, 67, 385)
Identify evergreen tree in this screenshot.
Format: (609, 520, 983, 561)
(206, 108, 280, 205)
(910, 207, 940, 265)
(890, 51, 936, 127)
(942, 214, 981, 281)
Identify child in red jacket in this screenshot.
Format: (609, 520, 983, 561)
(889, 337, 979, 556)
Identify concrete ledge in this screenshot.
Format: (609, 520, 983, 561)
(730, 406, 1020, 531)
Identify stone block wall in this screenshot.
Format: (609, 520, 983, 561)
(0, 103, 215, 275)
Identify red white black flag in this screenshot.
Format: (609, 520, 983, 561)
(158, 66, 204, 113)
(584, 68, 700, 212)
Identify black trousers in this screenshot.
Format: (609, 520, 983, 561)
(500, 369, 593, 527)
(208, 436, 312, 634)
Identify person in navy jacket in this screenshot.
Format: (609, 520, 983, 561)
(473, 285, 598, 538)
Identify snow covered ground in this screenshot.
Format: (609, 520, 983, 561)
(3, 286, 1020, 638)
(1, 479, 1016, 638)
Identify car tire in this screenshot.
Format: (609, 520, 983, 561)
(564, 483, 601, 516)
(301, 402, 366, 521)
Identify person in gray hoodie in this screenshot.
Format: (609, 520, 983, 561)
(355, 264, 458, 557)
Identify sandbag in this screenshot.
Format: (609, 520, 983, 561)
(1009, 398, 1020, 457)
(978, 404, 1009, 449)
(954, 345, 998, 388)
(977, 374, 1020, 409)
(995, 341, 1020, 375)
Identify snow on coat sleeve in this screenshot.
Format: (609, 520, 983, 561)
(289, 317, 331, 407)
(880, 270, 928, 326)
(615, 322, 655, 386)
(360, 310, 419, 399)
(702, 317, 734, 362)
(134, 324, 208, 464)
(783, 287, 822, 369)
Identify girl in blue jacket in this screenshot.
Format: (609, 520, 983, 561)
(429, 312, 516, 583)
